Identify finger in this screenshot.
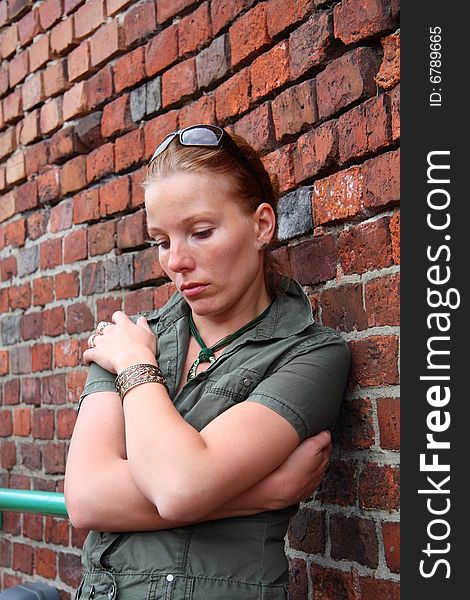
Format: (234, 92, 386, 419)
(137, 316, 153, 332)
(111, 310, 130, 325)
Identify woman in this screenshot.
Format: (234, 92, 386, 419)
(65, 125, 351, 600)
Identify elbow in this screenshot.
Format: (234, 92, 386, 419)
(153, 479, 211, 523)
(64, 482, 98, 531)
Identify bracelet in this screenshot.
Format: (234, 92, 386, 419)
(115, 363, 168, 401)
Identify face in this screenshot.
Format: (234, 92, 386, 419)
(144, 171, 274, 318)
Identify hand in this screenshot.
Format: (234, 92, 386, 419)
(83, 313, 158, 374)
(270, 430, 332, 508)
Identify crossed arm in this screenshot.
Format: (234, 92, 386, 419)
(65, 389, 331, 532)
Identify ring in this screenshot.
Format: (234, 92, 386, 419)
(88, 334, 98, 348)
(97, 321, 112, 334)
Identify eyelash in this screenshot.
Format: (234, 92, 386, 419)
(145, 229, 213, 249)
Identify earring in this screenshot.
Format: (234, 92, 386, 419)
(259, 242, 268, 250)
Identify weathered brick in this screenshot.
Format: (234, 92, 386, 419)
(145, 24, 178, 77)
(196, 34, 228, 89)
(272, 79, 318, 141)
(39, 0, 62, 30)
(288, 234, 338, 285)
(4, 377, 20, 404)
(42, 373, 66, 405)
(21, 312, 42, 341)
(365, 273, 400, 327)
(359, 463, 399, 510)
(32, 276, 54, 306)
(6, 151, 26, 185)
(266, 0, 314, 37)
(68, 41, 90, 82)
(349, 335, 399, 388)
(99, 175, 130, 216)
(261, 144, 295, 194)
(294, 121, 338, 185)
(64, 228, 87, 263)
(0, 255, 17, 281)
(157, 0, 197, 23)
(50, 126, 86, 164)
(57, 408, 77, 439)
(90, 19, 123, 68)
(74, 0, 104, 40)
(101, 94, 132, 138)
(252, 40, 290, 102)
(8, 51, 28, 87)
(134, 246, 166, 284)
(50, 18, 76, 56)
(310, 565, 357, 600)
(18, 8, 41, 47)
(313, 164, 363, 226)
(382, 521, 400, 573)
(162, 57, 197, 107)
(8, 0, 32, 21)
(29, 32, 50, 72)
(106, 0, 133, 15)
(377, 397, 400, 450)
(234, 102, 275, 154)
(0, 23, 18, 59)
(277, 187, 312, 242)
(17, 245, 38, 277)
(88, 220, 116, 255)
(61, 155, 87, 195)
(21, 443, 42, 469)
(8, 281, 30, 309)
(215, 68, 250, 122)
(40, 238, 62, 270)
(87, 66, 113, 110)
(40, 98, 62, 135)
(37, 167, 61, 203)
(289, 13, 332, 79)
(63, 81, 88, 121)
(359, 577, 400, 600)
(55, 339, 80, 367)
(50, 199, 73, 233)
(178, 1, 211, 55)
(36, 547, 57, 579)
(64, 0, 86, 14)
(117, 209, 146, 249)
(288, 508, 325, 554)
(32, 343, 53, 372)
(73, 188, 100, 224)
(65, 303, 92, 335)
(123, 1, 157, 47)
(55, 270, 80, 300)
(143, 111, 178, 160)
(114, 46, 145, 93)
(179, 94, 215, 129)
(44, 443, 66, 474)
(13, 407, 30, 436)
(3, 89, 23, 123)
(320, 283, 367, 332)
(115, 129, 144, 172)
(75, 111, 103, 150)
(26, 209, 48, 238)
(86, 142, 114, 182)
(45, 516, 69, 546)
(22, 72, 44, 111)
(25, 140, 49, 176)
(124, 287, 154, 314)
(81, 260, 105, 295)
(0, 128, 16, 160)
(389, 212, 399, 264)
(0, 410, 12, 437)
(334, 0, 396, 44)
(12, 543, 33, 574)
(229, 3, 270, 67)
(316, 47, 381, 119)
(19, 109, 40, 145)
(338, 217, 393, 274)
(58, 552, 83, 589)
(389, 83, 400, 141)
(336, 398, 375, 449)
(105, 254, 133, 291)
(330, 514, 378, 567)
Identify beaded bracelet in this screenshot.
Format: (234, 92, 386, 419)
(115, 363, 168, 401)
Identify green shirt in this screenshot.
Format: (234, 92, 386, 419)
(76, 278, 350, 600)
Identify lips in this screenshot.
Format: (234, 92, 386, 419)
(180, 283, 209, 298)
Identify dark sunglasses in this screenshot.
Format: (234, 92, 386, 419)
(149, 125, 267, 202)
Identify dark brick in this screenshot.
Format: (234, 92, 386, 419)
(277, 187, 312, 241)
(330, 514, 378, 567)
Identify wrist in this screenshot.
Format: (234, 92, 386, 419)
(116, 352, 158, 375)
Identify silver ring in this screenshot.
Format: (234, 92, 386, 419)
(97, 321, 112, 334)
(88, 334, 98, 348)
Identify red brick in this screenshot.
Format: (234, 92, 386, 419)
(32, 343, 53, 372)
(3, 574, 23, 588)
(114, 46, 145, 93)
(330, 514, 378, 567)
(389, 83, 400, 141)
(66, 302, 94, 334)
(261, 144, 295, 194)
(3, 89, 23, 123)
(288, 234, 338, 285)
(313, 164, 364, 226)
(61, 155, 87, 195)
(162, 57, 197, 107)
(40, 238, 62, 270)
(0, 128, 16, 160)
(339, 95, 390, 162)
(87, 65, 113, 109)
(294, 121, 338, 186)
(8, 51, 28, 87)
(362, 149, 400, 210)
(157, 0, 196, 23)
(349, 335, 399, 388)
(99, 175, 130, 216)
(36, 547, 57, 579)
(215, 68, 250, 122)
(32, 408, 54, 439)
(19, 110, 39, 145)
(251, 40, 289, 101)
(1, 439, 16, 468)
(316, 47, 381, 119)
(25, 140, 49, 176)
(101, 94, 132, 138)
(64, 0, 86, 14)
(336, 398, 375, 449)
(74, 0, 104, 39)
(86, 142, 114, 183)
(288, 508, 325, 554)
(13, 407, 31, 436)
(0, 23, 18, 59)
(130, 165, 146, 207)
(179, 95, 215, 129)
(320, 283, 367, 332)
(97, 296, 123, 321)
(266, 0, 314, 37)
(9, 0, 35, 21)
(29, 32, 50, 72)
(68, 41, 90, 82)
(334, 0, 396, 44)
(0, 255, 17, 281)
(55, 339, 80, 367)
(338, 217, 393, 274)
(58, 552, 83, 588)
(317, 459, 358, 506)
(32, 276, 54, 306)
(289, 13, 332, 80)
(21, 443, 42, 469)
(40, 98, 62, 135)
(272, 79, 318, 141)
(44, 443, 66, 474)
(37, 167, 61, 203)
(124, 287, 154, 315)
(45, 516, 69, 546)
(88, 220, 116, 255)
(145, 24, 178, 77)
(143, 111, 178, 160)
(39, 0, 62, 30)
(365, 273, 400, 327)
(57, 408, 77, 439)
(21, 313, 43, 341)
(0, 0, 6, 25)
(63, 81, 88, 120)
(55, 270, 79, 299)
(4, 379, 20, 405)
(117, 209, 145, 249)
(0, 410, 12, 436)
(50, 126, 86, 164)
(73, 188, 100, 223)
(229, 3, 270, 67)
(6, 151, 26, 185)
(18, 8, 41, 47)
(359, 578, 399, 600)
(50, 18, 76, 56)
(64, 228, 87, 263)
(42, 373, 66, 404)
(153, 282, 177, 308)
(90, 19, 123, 68)
(377, 397, 400, 450)
(124, 1, 157, 47)
(389, 212, 399, 264)
(106, 0, 133, 15)
(382, 521, 400, 573)
(234, 102, 275, 154)
(8, 282, 30, 309)
(134, 246, 166, 284)
(43, 59, 68, 98)
(12, 543, 33, 574)
(43, 306, 66, 337)
(310, 564, 358, 600)
(115, 129, 144, 172)
(22, 72, 44, 112)
(359, 463, 399, 510)
(178, 1, 211, 55)
(21, 378, 41, 408)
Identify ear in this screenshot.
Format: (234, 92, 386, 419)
(253, 203, 276, 246)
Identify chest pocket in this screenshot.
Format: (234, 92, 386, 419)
(204, 369, 262, 403)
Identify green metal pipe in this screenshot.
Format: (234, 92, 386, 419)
(0, 488, 68, 520)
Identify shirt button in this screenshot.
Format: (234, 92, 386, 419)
(243, 377, 252, 386)
(166, 574, 174, 582)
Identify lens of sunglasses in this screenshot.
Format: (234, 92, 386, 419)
(180, 126, 222, 146)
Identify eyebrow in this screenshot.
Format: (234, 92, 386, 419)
(147, 212, 217, 233)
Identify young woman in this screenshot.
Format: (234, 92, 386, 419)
(65, 125, 351, 600)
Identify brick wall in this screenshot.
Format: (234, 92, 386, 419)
(0, 0, 400, 598)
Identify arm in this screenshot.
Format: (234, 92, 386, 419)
(65, 391, 331, 531)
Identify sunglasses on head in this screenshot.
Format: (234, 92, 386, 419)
(149, 124, 268, 202)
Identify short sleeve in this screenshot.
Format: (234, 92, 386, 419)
(247, 332, 351, 441)
(78, 361, 117, 411)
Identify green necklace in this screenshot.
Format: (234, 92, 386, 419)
(187, 303, 273, 381)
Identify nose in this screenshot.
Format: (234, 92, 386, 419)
(166, 239, 194, 273)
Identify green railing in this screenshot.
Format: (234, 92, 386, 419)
(0, 488, 68, 528)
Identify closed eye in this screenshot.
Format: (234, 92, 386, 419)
(193, 229, 213, 239)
